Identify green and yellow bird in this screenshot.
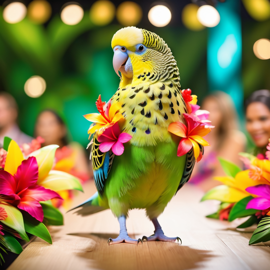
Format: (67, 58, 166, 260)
(70, 27, 202, 244)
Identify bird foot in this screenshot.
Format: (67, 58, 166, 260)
(142, 229, 182, 244)
(108, 232, 142, 245)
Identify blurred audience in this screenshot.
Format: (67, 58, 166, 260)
(190, 91, 246, 191)
(35, 109, 91, 182)
(0, 92, 32, 146)
(245, 89, 270, 157)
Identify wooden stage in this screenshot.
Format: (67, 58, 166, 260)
(8, 181, 270, 270)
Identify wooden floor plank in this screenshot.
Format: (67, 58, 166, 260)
(8, 181, 270, 270)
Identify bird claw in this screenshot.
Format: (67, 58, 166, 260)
(176, 237, 182, 244)
(107, 235, 141, 245)
(142, 236, 148, 242)
(137, 238, 142, 244)
(143, 231, 182, 244)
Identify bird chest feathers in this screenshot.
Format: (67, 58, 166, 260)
(111, 80, 187, 147)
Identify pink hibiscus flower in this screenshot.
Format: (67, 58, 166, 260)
(98, 123, 132, 156)
(246, 185, 270, 216)
(0, 157, 61, 222)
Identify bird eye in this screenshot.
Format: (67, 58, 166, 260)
(139, 45, 144, 51)
(121, 47, 126, 52)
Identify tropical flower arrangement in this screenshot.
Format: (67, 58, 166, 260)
(0, 137, 82, 265)
(168, 89, 213, 161)
(84, 95, 132, 156)
(201, 143, 270, 245)
(85, 91, 213, 161)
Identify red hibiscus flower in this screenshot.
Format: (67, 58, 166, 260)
(0, 157, 61, 222)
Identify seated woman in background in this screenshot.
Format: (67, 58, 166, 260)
(245, 89, 270, 157)
(190, 91, 246, 191)
(35, 109, 92, 183)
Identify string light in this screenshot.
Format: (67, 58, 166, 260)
(3, 2, 27, 24)
(253, 39, 270, 60)
(116, 1, 142, 26)
(61, 3, 84, 25)
(28, 0, 52, 24)
(90, 1, 115, 26)
(197, 5, 220, 28)
(148, 5, 171, 27)
(24, 76, 46, 98)
(182, 4, 204, 31)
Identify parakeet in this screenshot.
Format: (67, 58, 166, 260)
(70, 27, 206, 244)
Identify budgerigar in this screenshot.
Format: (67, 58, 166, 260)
(70, 27, 207, 244)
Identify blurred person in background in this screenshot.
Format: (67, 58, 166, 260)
(0, 92, 32, 146)
(245, 89, 270, 157)
(35, 109, 91, 182)
(190, 91, 246, 191)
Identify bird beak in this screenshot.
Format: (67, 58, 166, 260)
(113, 48, 128, 78)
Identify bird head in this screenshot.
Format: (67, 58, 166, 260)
(111, 27, 178, 87)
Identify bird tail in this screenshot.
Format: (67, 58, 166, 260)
(67, 192, 106, 216)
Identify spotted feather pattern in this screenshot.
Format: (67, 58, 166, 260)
(111, 81, 186, 146)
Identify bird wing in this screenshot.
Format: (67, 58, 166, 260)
(91, 134, 115, 195)
(176, 144, 204, 193)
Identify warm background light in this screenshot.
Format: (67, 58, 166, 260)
(182, 4, 204, 31)
(3, 2, 27, 24)
(61, 4, 84, 25)
(253, 39, 270, 60)
(28, 0, 52, 24)
(242, 0, 270, 21)
(197, 5, 220, 27)
(24, 76, 46, 98)
(148, 5, 171, 27)
(116, 1, 142, 26)
(90, 0, 115, 26)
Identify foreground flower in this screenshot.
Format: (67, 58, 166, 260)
(0, 207, 7, 235)
(0, 157, 61, 222)
(21, 136, 44, 157)
(246, 185, 270, 215)
(0, 149, 7, 169)
(98, 123, 132, 156)
(168, 113, 211, 160)
(181, 89, 197, 113)
(219, 203, 234, 221)
(0, 207, 7, 220)
(84, 95, 124, 135)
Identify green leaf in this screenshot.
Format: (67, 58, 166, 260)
(229, 196, 257, 221)
(218, 157, 241, 178)
(3, 232, 23, 254)
(24, 215, 52, 244)
(0, 204, 29, 241)
(237, 215, 258, 229)
(206, 212, 219, 219)
(249, 217, 270, 245)
(3, 137, 12, 151)
(40, 202, 63, 226)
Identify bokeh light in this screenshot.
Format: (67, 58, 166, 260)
(242, 0, 270, 21)
(90, 0, 115, 26)
(253, 39, 270, 60)
(28, 0, 52, 24)
(24, 76, 46, 98)
(148, 5, 171, 27)
(61, 3, 84, 25)
(3, 2, 27, 24)
(116, 1, 142, 26)
(197, 5, 220, 28)
(182, 4, 204, 31)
